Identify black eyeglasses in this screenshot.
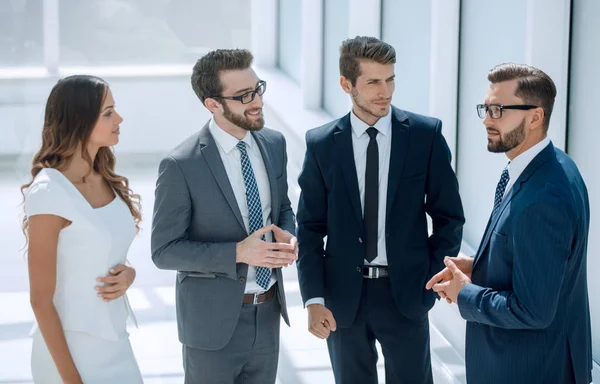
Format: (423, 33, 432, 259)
(210, 80, 267, 104)
(476, 104, 538, 119)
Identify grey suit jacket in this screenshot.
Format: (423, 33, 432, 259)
(151, 121, 295, 350)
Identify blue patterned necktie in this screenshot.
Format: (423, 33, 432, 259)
(492, 165, 510, 216)
(237, 141, 271, 290)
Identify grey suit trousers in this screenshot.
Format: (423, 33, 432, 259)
(182, 294, 281, 384)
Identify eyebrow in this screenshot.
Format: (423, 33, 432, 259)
(232, 80, 262, 95)
(102, 105, 114, 112)
(366, 75, 395, 82)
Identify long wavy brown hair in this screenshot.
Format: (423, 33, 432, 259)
(21, 75, 142, 244)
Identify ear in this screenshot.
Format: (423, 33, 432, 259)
(529, 107, 545, 130)
(204, 97, 222, 114)
(340, 76, 353, 95)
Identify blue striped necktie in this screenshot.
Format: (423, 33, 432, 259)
(237, 141, 271, 290)
(492, 165, 510, 216)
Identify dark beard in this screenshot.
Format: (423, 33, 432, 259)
(222, 102, 264, 131)
(488, 118, 526, 153)
(351, 89, 389, 120)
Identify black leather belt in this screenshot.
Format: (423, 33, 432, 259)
(363, 266, 389, 279)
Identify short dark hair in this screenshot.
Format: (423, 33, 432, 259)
(339, 36, 396, 86)
(488, 63, 557, 131)
(191, 49, 254, 105)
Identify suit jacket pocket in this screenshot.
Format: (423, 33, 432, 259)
(491, 230, 507, 239)
(402, 172, 426, 182)
(177, 271, 217, 283)
(489, 230, 509, 257)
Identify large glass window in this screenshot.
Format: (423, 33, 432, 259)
(381, 0, 431, 115)
(456, 0, 527, 247)
(277, 0, 301, 84)
(0, 3, 252, 380)
(0, 0, 44, 66)
(58, 0, 250, 66)
(322, 0, 349, 118)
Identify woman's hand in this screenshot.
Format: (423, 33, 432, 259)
(96, 264, 136, 301)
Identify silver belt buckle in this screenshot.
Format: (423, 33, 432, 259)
(366, 266, 380, 279)
(253, 292, 260, 305)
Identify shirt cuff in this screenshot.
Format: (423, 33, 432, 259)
(304, 297, 325, 307)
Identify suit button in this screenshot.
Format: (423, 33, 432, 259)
(356, 266, 362, 273)
(358, 237, 363, 243)
(386, 233, 390, 238)
(238, 277, 246, 284)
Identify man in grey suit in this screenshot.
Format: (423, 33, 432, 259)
(151, 49, 298, 384)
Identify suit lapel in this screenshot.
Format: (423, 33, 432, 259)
(386, 108, 410, 220)
(473, 143, 556, 267)
(334, 113, 364, 230)
(252, 130, 280, 226)
(473, 182, 522, 267)
(196, 123, 246, 232)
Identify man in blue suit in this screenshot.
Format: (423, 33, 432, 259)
(296, 36, 465, 383)
(427, 63, 593, 384)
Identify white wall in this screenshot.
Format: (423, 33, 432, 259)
(568, 0, 600, 371)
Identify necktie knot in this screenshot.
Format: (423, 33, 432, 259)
(366, 127, 378, 140)
(236, 141, 247, 153)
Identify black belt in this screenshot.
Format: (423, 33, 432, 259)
(363, 266, 389, 279)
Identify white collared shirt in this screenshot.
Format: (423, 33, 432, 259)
(208, 118, 276, 294)
(304, 109, 393, 307)
(350, 109, 393, 266)
(504, 136, 551, 197)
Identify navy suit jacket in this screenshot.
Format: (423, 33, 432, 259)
(458, 143, 593, 384)
(296, 107, 465, 327)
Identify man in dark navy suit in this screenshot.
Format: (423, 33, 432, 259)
(428, 63, 593, 384)
(296, 36, 465, 384)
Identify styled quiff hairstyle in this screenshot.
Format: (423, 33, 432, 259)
(339, 36, 396, 86)
(488, 63, 557, 131)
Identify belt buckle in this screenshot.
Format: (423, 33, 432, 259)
(253, 292, 260, 305)
(366, 266, 379, 279)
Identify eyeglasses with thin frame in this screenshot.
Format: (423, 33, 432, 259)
(210, 80, 267, 104)
(476, 104, 538, 119)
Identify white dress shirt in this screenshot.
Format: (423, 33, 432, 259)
(504, 136, 551, 198)
(350, 109, 393, 266)
(209, 118, 276, 294)
(305, 109, 393, 307)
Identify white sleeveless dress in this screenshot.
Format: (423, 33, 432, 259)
(25, 168, 143, 383)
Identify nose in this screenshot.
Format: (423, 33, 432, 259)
(249, 93, 264, 109)
(115, 110, 124, 124)
(379, 82, 394, 101)
(377, 83, 388, 98)
(482, 110, 493, 126)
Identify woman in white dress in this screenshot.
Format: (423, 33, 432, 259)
(21, 75, 143, 383)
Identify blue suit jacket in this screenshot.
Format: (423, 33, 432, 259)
(458, 143, 593, 384)
(297, 107, 465, 326)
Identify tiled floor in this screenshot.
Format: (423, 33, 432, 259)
(0, 132, 465, 383)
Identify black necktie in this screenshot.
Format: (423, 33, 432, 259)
(364, 127, 379, 262)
